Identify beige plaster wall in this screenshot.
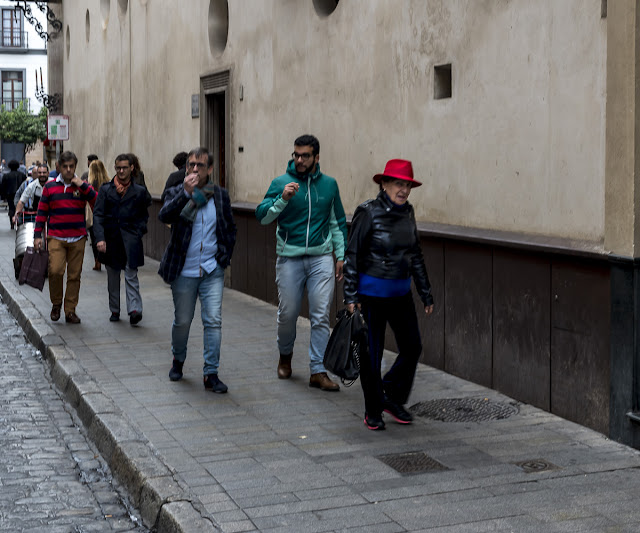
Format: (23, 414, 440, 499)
(60, 0, 607, 243)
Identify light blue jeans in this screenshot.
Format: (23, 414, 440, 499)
(275, 254, 335, 374)
(170, 265, 225, 376)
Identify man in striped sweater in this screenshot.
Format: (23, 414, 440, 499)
(34, 151, 98, 324)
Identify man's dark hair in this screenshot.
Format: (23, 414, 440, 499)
(115, 153, 133, 165)
(87, 154, 98, 163)
(59, 151, 78, 166)
(8, 159, 19, 171)
(172, 151, 188, 169)
(294, 134, 320, 156)
(187, 147, 213, 167)
(37, 163, 49, 171)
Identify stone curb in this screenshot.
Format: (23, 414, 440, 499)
(0, 277, 218, 532)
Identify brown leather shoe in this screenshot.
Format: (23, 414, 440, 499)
(309, 372, 340, 391)
(277, 353, 292, 379)
(50, 305, 61, 322)
(65, 312, 81, 324)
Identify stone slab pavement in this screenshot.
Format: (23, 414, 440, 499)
(0, 221, 640, 532)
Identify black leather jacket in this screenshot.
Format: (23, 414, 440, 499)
(343, 191, 433, 307)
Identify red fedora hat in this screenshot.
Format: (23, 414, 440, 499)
(373, 159, 422, 188)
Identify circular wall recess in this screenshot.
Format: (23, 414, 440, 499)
(85, 10, 90, 43)
(100, 0, 110, 28)
(208, 0, 229, 55)
(118, 0, 128, 17)
(65, 25, 70, 59)
(313, 0, 340, 17)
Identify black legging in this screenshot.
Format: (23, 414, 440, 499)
(359, 292, 423, 417)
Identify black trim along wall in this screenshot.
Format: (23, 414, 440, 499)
(144, 197, 640, 449)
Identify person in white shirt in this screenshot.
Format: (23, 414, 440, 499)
(13, 163, 51, 224)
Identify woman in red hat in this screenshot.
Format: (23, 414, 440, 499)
(343, 159, 434, 430)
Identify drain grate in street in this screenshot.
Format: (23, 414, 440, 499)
(409, 397, 519, 422)
(377, 451, 449, 475)
(514, 459, 560, 474)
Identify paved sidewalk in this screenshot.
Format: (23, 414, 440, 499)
(1, 223, 640, 532)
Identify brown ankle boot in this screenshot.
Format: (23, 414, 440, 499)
(277, 353, 292, 379)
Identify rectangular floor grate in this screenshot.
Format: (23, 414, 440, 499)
(377, 451, 449, 475)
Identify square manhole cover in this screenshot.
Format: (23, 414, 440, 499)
(377, 451, 449, 475)
(514, 459, 560, 473)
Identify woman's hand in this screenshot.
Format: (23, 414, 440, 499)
(346, 303, 361, 314)
(424, 304, 434, 316)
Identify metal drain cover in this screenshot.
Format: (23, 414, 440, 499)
(514, 459, 559, 473)
(377, 451, 449, 475)
(410, 397, 519, 422)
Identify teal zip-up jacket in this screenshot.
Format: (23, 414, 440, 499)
(256, 160, 348, 260)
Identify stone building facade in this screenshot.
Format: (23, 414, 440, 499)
(49, 0, 640, 448)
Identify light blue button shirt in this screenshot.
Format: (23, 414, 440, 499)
(181, 192, 218, 278)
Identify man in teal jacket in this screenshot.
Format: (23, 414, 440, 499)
(256, 134, 348, 391)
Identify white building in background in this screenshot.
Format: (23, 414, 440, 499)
(0, 0, 48, 114)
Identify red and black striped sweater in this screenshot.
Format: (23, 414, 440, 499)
(34, 179, 97, 239)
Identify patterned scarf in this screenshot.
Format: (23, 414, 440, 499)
(180, 183, 217, 222)
(114, 176, 132, 197)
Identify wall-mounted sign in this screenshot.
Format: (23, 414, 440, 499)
(191, 94, 200, 118)
(47, 114, 70, 140)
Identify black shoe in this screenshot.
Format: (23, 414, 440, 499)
(364, 413, 386, 431)
(169, 359, 184, 381)
(383, 398, 413, 424)
(204, 373, 228, 393)
(109, 312, 120, 322)
(129, 311, 142, 325)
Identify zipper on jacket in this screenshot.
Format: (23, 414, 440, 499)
(305, 180, 311, 253)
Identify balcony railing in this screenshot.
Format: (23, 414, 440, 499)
(1, 98, 30, 111)
(1, 30, 28, 49)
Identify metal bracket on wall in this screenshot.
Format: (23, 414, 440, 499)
(12, 1, 63, 42)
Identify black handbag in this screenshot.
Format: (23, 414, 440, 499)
(18, 247, 49, 291)
(323, 308, 368, 386)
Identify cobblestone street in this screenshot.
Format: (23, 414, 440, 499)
(0, 297, 147, 532)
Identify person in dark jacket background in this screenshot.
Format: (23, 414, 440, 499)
(1, 159, 26, 229)
(161, 151, 188, 203)
(343, 159, 434, 431)
(93, 153, 150, 325)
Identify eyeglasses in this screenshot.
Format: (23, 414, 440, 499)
(292, 152, 313, 161)
(187, 161, 207, 169)
(115, 165, 130, 172)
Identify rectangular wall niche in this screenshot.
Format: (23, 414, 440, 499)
(434, 63, 452, 100)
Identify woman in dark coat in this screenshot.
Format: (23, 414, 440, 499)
(1, 159, 26, 229)
(92, 154, 150, 324)
(343, 159, 435, 431)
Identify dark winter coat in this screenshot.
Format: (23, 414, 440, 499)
(1, 170, 26, 201)
(343, 190, 434, 307)
(157, 182, 236, 284)
(92, 180, 150, 270)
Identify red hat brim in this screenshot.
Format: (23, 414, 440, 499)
(372, 173, 422, 188)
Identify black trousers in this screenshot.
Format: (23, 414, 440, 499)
(359, 292, 423, 417)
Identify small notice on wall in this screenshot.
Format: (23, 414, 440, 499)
(47, 115, 70, 141)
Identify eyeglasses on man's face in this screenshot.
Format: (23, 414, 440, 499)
(187, 161, 207, 169)
(115, 165, 130, 172)
(292, 152, 313, 161)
